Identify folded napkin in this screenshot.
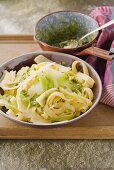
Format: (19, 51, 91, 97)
(86, 6, 114, 107)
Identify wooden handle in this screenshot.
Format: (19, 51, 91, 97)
(76, 47, 114, 61)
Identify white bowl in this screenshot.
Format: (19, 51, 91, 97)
(0, 51, 102, 127)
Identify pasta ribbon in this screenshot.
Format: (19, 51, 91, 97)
(76, 72, 95, 88)
(82, 87, 94, 100)
(72, 61, 89, 75)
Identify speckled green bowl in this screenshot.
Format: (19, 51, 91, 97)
(34, 11, 99, 54)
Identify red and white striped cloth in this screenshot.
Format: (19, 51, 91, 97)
(87, 6, 114, 107)
(100, 85, 114, 107)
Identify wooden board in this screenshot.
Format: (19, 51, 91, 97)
(0, 35, 114, 139)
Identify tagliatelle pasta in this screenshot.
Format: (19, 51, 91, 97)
(0, 55, 95, 123)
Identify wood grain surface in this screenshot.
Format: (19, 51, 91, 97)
(0, 35, 114, 139)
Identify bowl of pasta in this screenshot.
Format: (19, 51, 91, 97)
(0, 51, 102, 127)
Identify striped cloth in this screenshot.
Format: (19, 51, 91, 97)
(100, 85, 114, 107)
(86, 6, 114, 107)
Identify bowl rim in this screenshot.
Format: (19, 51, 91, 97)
(34, 10, 99, 51)
(0, 51, 102, 127)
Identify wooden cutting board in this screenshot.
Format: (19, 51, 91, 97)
(0, 35, 114, 139)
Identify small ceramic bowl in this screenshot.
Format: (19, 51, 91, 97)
(34, 11, 99, 54)
(0, 51, 102, 127)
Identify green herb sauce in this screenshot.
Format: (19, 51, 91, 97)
(36, 20, 94, 48)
